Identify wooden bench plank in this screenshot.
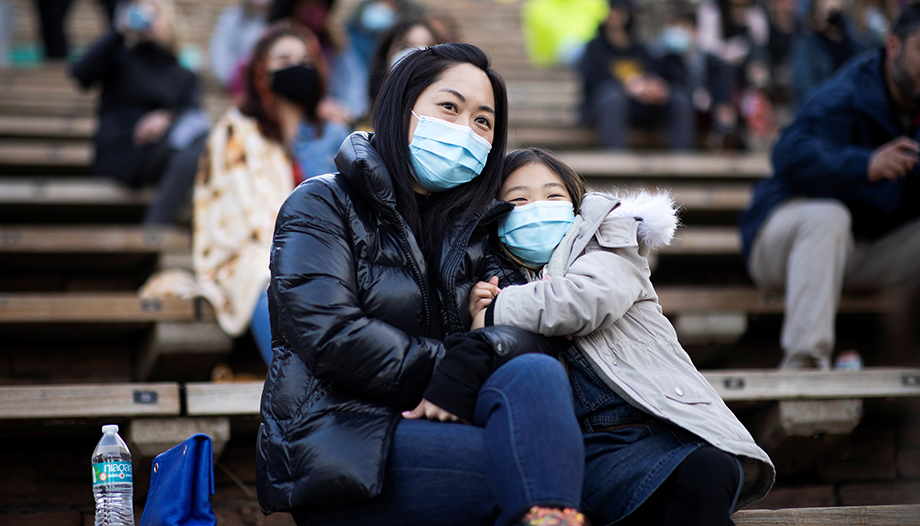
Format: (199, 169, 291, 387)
(0, 293, 211, 322)
(0, 115, 95, 139)
(656, 286, 891, 314)
(184, 381, 263, 416)
(0, 177, 153, 205)
(0, 383, 181, 419)
(661, 226, 741, 255)
(703, 368, 920, 402)
(732, 504, 920, 525)
(183, 368, 920, 417)
(559, 151, 772, 179)
(0, 140, 92, 166)
(0, 225, 190, 253)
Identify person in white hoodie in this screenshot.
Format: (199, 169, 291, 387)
(456, 147, 774, 526)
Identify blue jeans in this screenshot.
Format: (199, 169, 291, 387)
(293, 353, 585, 526)
(250, 288, 272, 365)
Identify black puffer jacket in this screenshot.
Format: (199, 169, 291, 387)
(256, 132, 560, 513)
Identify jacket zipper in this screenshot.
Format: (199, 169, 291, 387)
(362, 170, 431, 336)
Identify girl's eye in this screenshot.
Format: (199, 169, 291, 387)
(475, 116, 492, 129)
(509, 197, 527, 203)
(440, 102, 457, 112)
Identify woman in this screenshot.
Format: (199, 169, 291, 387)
(366, 17, 443, 111)
(270, 0, 369, 124)
(192, 22, 351, 364)
(256, 43, 588, 526)
(71, 0, 209, 224)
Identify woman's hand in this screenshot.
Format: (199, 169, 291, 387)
(133, 109, 173, 145)
(469, 276, 500, 321)
(402, 398, 468, 423)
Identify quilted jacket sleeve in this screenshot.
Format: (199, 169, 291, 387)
(269, 180, 443, 407)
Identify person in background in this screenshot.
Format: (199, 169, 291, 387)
(270, 0, 369, 125)
(657, 9, 739, 149)
(141, 22, 351, 366)
(580, 0, 694, 150)
(767, 0, 803, 101)
(739, 4, 920, 370)
(790, 0, 864, 101)
(853, 0, 897, 48)
(698, 0, 771, 90)
(71, 0, 209, 224)
(521, 0, 610, 68)
(208, 0, 270, 95)
(346, 0, 424, 67)
(0, 0, 12, 66)
(34, 0, 121, 60)
(367, 18, 443, 111)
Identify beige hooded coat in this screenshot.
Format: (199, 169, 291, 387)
(492, 191, 775, 508)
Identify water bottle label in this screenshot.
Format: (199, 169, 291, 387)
(92, 461, 133, 485)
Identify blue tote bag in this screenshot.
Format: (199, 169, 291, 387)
(139, 433, 217, 526)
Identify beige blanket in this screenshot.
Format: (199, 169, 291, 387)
(140, 108, 294, 337)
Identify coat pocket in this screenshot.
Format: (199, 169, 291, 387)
(661, 373, 712, 405)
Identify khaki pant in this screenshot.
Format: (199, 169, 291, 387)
(748, 198, 920, 369)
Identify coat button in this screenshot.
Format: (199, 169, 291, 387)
(675, 387, 684, 397)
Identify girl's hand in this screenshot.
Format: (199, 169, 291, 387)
(402, 398, 467, 424)
(468, 276, 500, 320)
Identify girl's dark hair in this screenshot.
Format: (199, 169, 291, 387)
(502, 148, 586, 215)
(371, 43, 509, 258)
(368, 18, 442, 109)
(239, 21, 328, 143)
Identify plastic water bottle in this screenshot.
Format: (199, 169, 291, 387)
(92, 424, 135, 526)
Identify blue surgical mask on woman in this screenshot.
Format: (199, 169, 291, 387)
(498, 200, 575, 268)
(409, 111, 492, 192)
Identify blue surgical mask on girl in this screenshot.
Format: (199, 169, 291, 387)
(409, 111, 492, 192)
(498, 200, 575, 267)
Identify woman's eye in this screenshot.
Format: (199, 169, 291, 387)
(475, 116, 492, 129)
(440, 102, 457, 112)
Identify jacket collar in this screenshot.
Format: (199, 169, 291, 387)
(334, 131, 399, 212)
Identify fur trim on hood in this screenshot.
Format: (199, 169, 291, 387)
(580, 191, 680, 249)
(610, 190, 679, 248)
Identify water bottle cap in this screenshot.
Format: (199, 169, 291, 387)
(102, 424, 119, 434)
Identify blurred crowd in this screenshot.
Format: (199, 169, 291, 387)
(524, 0, 904, 150)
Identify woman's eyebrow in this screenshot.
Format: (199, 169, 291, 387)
(438, 88, 495, 114)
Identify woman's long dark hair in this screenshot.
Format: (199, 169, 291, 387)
(371, 43, 509, 259)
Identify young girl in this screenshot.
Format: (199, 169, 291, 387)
(454, 148, 774, 525)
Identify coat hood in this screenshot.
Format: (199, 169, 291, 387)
(580, 191, 679, 249)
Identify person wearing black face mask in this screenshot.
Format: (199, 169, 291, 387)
(141, 23, 351, 368)
(790, 0, 865, 102)
(269, 0, 370, 125)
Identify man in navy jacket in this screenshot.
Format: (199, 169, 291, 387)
(739, 5, 920, 370)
